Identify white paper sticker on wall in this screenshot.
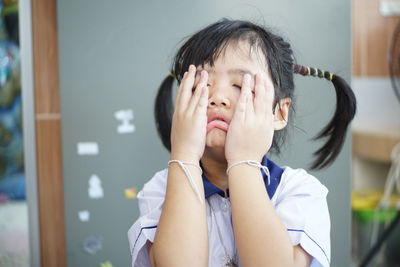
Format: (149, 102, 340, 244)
(78, 210, 90, 222)
(88, 174, 104, 199)
(77, 142, 99, 155)
(114, 109, 135, 134)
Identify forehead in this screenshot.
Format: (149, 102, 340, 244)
(198, 40, 269, 76)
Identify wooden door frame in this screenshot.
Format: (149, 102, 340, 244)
(26, 0, 66, 266)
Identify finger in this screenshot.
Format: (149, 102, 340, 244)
(264, 75, 275, 117)
(174, 71, 187, 107)
(176, 65, 196, 111)
(187, 84, 205, 116)
(194, 86, 209, 116)
(254, 73, 266, 115)
(187, 70, 208, 114)
(232, 75, 249, 122)
(242, 74, 254, 116)
(195, 70, 209, 91)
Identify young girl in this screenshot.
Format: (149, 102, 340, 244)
(128, 19, 356, 267)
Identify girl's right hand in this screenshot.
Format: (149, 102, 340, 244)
(170, 65, 209, 162)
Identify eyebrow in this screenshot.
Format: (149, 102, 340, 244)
(196, 68, 254, 77)
(227, 68, 254, 76)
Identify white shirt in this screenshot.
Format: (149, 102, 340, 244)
(128, 157, 331, 267)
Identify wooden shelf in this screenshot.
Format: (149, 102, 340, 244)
(352, 129, 400, 163)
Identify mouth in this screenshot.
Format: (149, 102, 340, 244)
(206, 114, 230, 133)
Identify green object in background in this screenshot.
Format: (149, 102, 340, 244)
(1, 0, 19, 17)
(354, 209, 398, 223)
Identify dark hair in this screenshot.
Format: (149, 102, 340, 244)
(154, 19, 356, 170)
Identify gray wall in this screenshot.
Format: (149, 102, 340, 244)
(58, 1, 351, 266)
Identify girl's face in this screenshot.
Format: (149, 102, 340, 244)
(194, 41, 271, 150)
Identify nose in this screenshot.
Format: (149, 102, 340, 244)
(208, 87, 230, 108)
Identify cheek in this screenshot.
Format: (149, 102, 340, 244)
(230, 91, 241, 107)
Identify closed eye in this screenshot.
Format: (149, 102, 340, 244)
(233, 84, 255, 94)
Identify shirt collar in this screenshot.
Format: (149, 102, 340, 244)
(201, 156, 284, 199)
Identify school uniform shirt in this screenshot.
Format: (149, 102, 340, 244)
(128, 156, 331, 267)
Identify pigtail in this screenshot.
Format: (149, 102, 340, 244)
(292, 64, 357, 169)
(154, 73, 175, 151)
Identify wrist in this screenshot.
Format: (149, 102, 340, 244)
(170, 151, 200, 163)
(226, 160, 271, 185)
(226, 160, 259, 173)
(227, 156, 262, 166)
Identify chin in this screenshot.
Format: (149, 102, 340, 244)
(205, 128, 227, 148)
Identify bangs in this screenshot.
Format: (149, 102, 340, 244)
(173, 20, 267, 82)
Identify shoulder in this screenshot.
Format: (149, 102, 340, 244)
(128, 169, 168, 265)
(139, 168, 168, 196)
(137, 168, 169, 215)
(273, 166, 329, 202)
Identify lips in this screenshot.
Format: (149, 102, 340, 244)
(206, 114, 230, 133)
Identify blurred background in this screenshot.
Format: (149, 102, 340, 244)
(0, 0, 399, 267)
(0, 0, 29, 266)
(351, 1, 400, 266)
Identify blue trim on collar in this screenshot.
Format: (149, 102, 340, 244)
(202, 175, 225, 198)
(201, 156, 284, 199)
(261, 156, 284, 198)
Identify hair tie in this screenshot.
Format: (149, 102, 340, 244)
(169, 72, 176, 78)
(300, 66, 307, 75)
(226, 160, 270, 185)
(168, 160, 203, 204)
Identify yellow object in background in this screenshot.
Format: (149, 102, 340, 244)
(352, 189, 400, 211)
(352, 189, 400, 223)
(100, 261, 113, 267)
(124, 187, 137, 199)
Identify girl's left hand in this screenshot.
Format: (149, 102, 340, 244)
(225, 73, 275, 165)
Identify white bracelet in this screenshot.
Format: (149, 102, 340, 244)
(168, 160, 203, 204)
(226, 160, 271, 185)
